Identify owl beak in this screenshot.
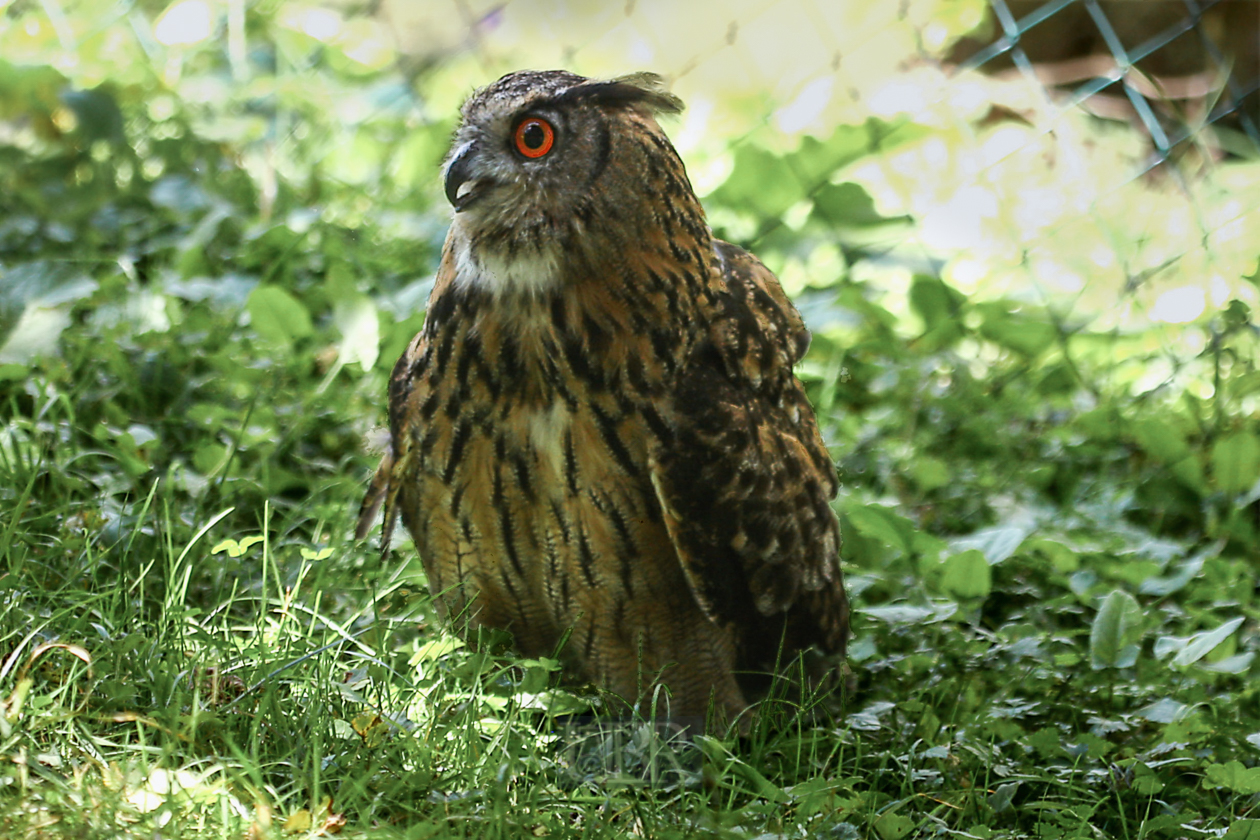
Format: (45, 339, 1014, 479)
(443, 142, 482, 212)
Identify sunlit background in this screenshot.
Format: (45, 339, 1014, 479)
(6, 0, 1258, 326)
(3, 0, 1260, 403)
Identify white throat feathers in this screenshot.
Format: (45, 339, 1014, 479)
(452, 222, 563, 297)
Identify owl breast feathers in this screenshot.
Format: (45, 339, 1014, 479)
(358, 70, 849, 727)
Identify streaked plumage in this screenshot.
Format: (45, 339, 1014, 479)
(359, 70, 848, 726)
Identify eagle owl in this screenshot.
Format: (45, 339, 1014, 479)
(359, 70, 849, 726)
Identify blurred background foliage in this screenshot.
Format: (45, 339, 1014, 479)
(3, 0, 1260, 836)
(3, 0, 1258, 545)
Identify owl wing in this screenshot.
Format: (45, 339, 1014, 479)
(649, 240, 848, 656)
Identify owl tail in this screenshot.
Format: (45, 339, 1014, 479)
(356, 451, 398, 558)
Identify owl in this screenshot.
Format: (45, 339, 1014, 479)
(358, 70, 849, 728)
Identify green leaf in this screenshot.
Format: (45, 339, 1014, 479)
(192, 442, 229, 475)
(788, 777, 844, 819)
(731, 760, 790, 804)
(909, 274, 966, 351)
(860, 603, 957, 625)
(909, 274, 966, 332)
(949, 522, 1032, 565)
(1139, 546, 1213, 596)
(941, 550, 992, 599)
(1202, 652, 1254, 674)
(874, 811, 915, 840)
(712, 120, 925, 220)
(1132, 763, 1164, 794)
(61, 86, 125, 143)
(1205, 761, 1260, 795)
(333, 295, 380, 372)
(410, 636, 464, 665)
(0, 261, 98, 362)
(210, 536, 264, 558)
(1225, 820, 1260, 840)
(1212, 432, 1260, 495)
(247, 285, 313, 347)
(908, 456, 950, 492)
(1130, 419, 1191, 463)
(710, 145, 801, 219)
(1169, 454, 1207, 495)
(1136, 697, 1190, 723)
(812, 181, 899, 227)
(789, 120, 927, 188)
(151, 174, 212, 214)
(976, 302, 1056, 357)
(1027, 538, 1079, 572)
(1028, 727, 1065, 758)
(0, 59, 65, 119)
(1223, 298, 1252, 329)
(0, 306, 71, 366)
(1170, 616, 1243, 669)
(845, 505, 916, 555)
(518, 657, 562, 693)
(987, 782, 1019, 813)
(1037, 362, 1078, 395)
(1161, 711, 1213, 744)
(1089, 590, 1143, 670)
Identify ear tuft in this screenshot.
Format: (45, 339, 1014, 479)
(558, 72, 684, 116)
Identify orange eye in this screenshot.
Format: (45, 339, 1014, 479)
(513, 117, 555, 159)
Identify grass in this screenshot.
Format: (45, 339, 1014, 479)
(3, 259, 1258, 837)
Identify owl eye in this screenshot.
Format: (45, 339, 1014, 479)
(513, 117, 555, 159)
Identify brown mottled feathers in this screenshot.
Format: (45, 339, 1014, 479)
(651, 242, 848, 660)
(357, 70, 848, 726)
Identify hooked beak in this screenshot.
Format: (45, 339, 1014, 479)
(443, 141, 483, 212)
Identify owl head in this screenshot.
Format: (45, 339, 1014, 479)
(441, 70, 696, 292)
